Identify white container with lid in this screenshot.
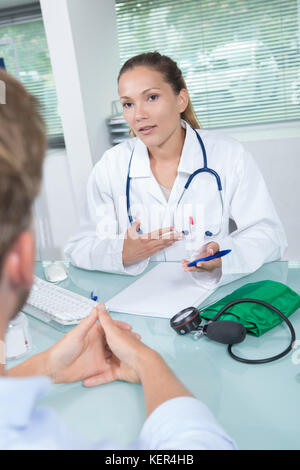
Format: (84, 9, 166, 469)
(5, 312, 31, 361)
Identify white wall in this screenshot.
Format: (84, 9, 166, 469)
(34, 149, 78, 261)
(40, 0, 120, 216)
(35, 0, 121, 261)
(244, 135, 300, 260)
(225, 122, 300, 260)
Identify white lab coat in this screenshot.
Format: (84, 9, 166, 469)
(64, 121, 287, 289)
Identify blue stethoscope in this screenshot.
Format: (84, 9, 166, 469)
(126, 129, 224, 237)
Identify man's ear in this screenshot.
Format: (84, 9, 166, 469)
(3, 231, 35, 289)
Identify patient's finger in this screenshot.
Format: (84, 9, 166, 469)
(114, 320, 132, 330)
(83, 370, 115, 387)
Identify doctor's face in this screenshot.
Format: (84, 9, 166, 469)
(118, 66, 187, 148)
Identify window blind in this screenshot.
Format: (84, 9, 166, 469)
(115, 0, 300, 129)
(0, 3, 64, 144)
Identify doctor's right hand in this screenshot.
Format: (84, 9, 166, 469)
(122, 219, 183, 267)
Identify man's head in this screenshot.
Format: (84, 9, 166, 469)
(0, 69, 46, 323)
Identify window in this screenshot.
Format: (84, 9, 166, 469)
(0, 4, 64, 146)
(115, 0, 300, 128)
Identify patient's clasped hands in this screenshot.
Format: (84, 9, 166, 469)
(45, 304, 144, 386)
(8, 301, 177, 414)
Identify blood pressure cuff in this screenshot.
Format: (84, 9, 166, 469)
(199, 280, 300, 337)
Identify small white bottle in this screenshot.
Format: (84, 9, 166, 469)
(5, 313, 31, 361)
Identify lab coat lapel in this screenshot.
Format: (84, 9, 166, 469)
(129, 137, 167, 205)
(168, 121, 203, 206)
(147, 177, 167, 205)
(178, 121, 203, 175)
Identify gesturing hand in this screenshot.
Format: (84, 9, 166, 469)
(181, 241, 221, 273)
(122, 219, 183, 266)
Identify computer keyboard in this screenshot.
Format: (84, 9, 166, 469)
(23, 276, 98, 326)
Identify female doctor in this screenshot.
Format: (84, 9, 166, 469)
(65, 52, 287, 289)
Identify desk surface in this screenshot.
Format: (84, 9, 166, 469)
(9, 261, 300, 450)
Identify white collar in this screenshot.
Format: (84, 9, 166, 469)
(129, 120, 204, 178)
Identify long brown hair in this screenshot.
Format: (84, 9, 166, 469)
(118, 52, 200, 131)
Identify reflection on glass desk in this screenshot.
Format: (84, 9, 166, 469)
(7, 261, 300, 450)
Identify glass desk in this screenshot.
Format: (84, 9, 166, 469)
(8, 261, 300, 450)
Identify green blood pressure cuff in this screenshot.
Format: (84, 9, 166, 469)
(199, 280, 300, 337)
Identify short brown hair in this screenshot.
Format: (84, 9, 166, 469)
(118, 52, 201, 130)
(0, 69, 46, 272)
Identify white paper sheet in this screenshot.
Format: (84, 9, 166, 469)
(106, 263, 215, 318)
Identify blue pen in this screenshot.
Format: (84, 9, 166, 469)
(187, 249, 232, 267)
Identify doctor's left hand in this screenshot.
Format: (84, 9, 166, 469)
(181, 241, 221, 273)
(46, 307, 139, 384)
